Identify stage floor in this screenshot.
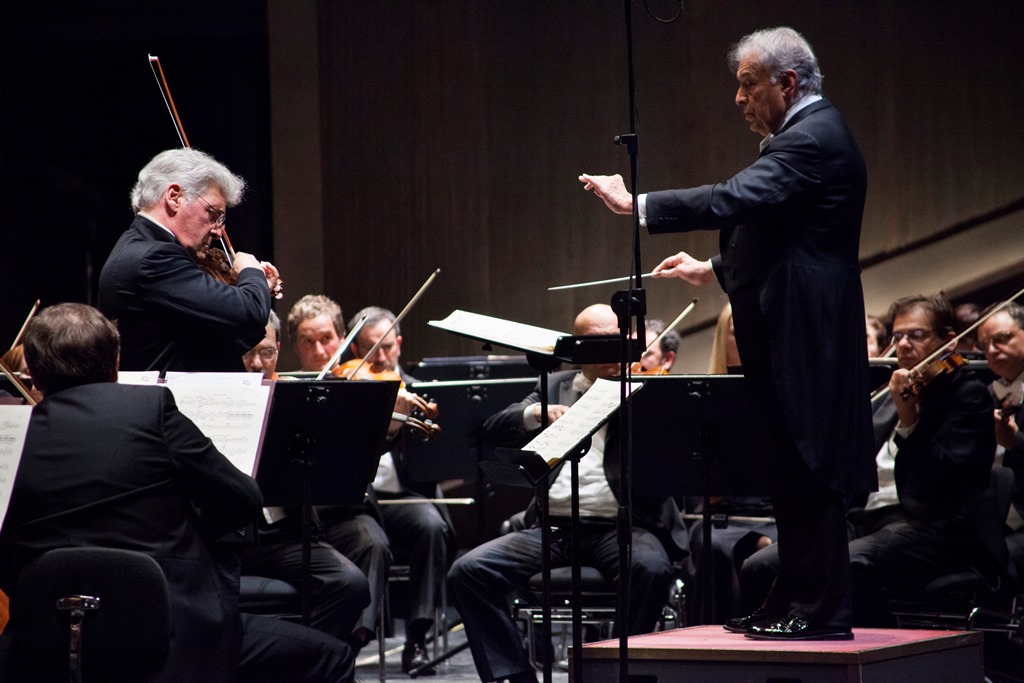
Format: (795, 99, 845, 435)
(575, 625, 984, 682)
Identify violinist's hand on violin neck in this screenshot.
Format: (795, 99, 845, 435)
(261, 260, 284, 300)
(652, 252, 715, 286)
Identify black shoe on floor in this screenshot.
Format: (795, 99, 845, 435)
(745, 615, 853, 641)
(722, 608, 770, 633)
(401, 643, 436, 676)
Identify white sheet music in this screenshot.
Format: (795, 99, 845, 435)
(117, 370, 160, 385)
(524, 378, 641, 464)
(163, 380, 271, 477)
(0, 405, 32, 529)
(165, 372, 263, 387)
(428, 310, 569, 354)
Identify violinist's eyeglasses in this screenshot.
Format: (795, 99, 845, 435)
(890, 328, 933, 345)
(194, 193, 226, 227)
(977, 330, 1016, 351)
(248, 347, 278, 361)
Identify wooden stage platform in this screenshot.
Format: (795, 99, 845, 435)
(574, 625, 984, 682)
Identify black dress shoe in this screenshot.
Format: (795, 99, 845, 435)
(722, 608, 770, 633)
(745, 615, 853, 641)
(401, 643, 436, 675)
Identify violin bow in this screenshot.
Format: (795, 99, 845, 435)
(341, 269, 441, 379)
(870, 283, 1024, 403)
(148, 54, 235, 262)
(316, 316, 368, 381)
(10, 299, 40, 351)
(640, 298, 698, 359)
(0, 359, 37, 407)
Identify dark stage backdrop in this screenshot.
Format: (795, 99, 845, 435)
(1, 2, 272, 349)
(4, 2, 1023, 373)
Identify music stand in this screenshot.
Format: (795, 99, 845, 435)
(255, 379, 399, 624)
(628, 375, 769, 625)
(429, 310, 638, 682)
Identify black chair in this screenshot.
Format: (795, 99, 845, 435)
(893, 467, 1019, 631)
(11, 547, 171, 683)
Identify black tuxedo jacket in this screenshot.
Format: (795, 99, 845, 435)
(645, 99, 875, 494)
(872, 367, 995, 522)
(0, 383, 264, 682)
(98, 216, 271, 373)
(481, 370, 689, 559)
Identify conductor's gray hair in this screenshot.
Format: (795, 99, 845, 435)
(130, 148, 246, 213)
(728, 27, 823, 97)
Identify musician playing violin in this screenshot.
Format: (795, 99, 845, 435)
(98, 148, 282, 374)
(851, 294, 996, 625)
(347, 306, 455, 675)
(976, 303, 1024, 577)
(637, 318, 680, 374)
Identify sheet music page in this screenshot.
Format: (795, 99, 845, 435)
(428, 310, 569, 354)
(165, 372, 263, 387)
(163, 382, 271, 477)
(0, 405, 32, 528)
(117, 370, 161, 385)
(524, 378, 642, 464)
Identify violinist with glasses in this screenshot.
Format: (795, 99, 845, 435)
(98, 148, 283, 374)
(741, 294, 997, 628)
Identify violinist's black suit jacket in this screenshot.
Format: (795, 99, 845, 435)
(98, 216, 271, 373)
(645, 98, 874, 629)
(0, 383, 264, 682)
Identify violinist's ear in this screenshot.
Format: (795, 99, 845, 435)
(165, 184, 185, 213)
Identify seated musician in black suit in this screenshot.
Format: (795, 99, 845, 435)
(447, 304, 688, 683)
(238, 311, 372, 647)
(740, 294, 997, 627)
(0, 303, 352, 682)
(346, 306, 455, 675)
(977, 302, 1024, 579)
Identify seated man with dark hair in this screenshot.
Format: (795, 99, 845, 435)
(0, 303, 352, 682)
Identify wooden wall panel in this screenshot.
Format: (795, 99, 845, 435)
(270, 1, 1024, 371)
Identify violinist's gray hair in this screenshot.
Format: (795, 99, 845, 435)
(728, 27, 823, 98)
(349, 306, 399, 337)
(130, 148, 246, 213)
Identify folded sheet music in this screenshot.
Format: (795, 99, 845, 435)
(0, 405, 32, 528)
(525, 378, 642, 464)
(429, 310, 569, 355)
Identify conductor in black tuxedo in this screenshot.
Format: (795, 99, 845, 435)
(0, 303, 352, 682)
(98, 148, 283, 373)
(448, 304, 689, 683)
(581, 27, 876, 639)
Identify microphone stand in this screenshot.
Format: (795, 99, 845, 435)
(587, 2, 645, 682)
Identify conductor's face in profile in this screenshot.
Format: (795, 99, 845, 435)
(734, 56, 795, 137)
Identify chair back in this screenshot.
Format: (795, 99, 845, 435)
(11, 547, 171, 682)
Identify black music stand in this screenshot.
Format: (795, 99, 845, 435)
(627, 375, 769, 626)
(254, 379, 399, 625)
(429, 311, 638, 682)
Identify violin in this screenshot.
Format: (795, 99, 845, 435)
(630, 360, 669, 376)
(331, 358, 440, 438)
(196, 244, 238, 286)
(899, 352, 965, 400)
